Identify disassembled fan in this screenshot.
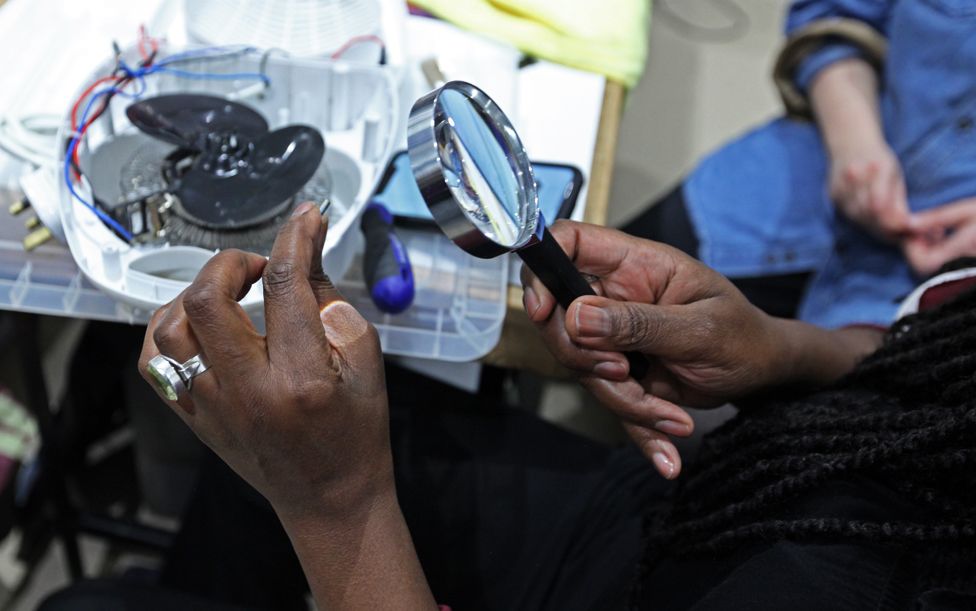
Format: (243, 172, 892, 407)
(86, 94, 331, 254)
(57, 41, 398, 312)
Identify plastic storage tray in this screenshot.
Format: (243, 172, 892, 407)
(340, 227, 507, 361)
(0, 197, 507, 361)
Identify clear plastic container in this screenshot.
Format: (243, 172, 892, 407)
(0, 218, 508, 361)
(338, 227, 508, 361)
(0, 230, 142, 323)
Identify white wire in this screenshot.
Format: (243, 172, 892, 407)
(0, 113, 61, 167)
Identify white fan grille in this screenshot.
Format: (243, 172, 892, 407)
(186, 0, 382, 57)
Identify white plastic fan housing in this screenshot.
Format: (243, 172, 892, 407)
(57, 45, 399, 314)
(186, 0, 383, 60)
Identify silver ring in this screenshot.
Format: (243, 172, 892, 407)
(146, 353, 210, 401)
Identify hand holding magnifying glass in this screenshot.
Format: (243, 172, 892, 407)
(407, 82, 649, 380)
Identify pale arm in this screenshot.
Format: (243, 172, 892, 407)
(809, 58, 884, 158)
(809, 58, 912, 240)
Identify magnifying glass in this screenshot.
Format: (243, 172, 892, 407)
(408, 81, 648, 380)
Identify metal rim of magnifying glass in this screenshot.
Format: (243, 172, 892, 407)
(407, 81, 541, 259)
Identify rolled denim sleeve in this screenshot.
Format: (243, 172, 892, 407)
(794, 42, 866, 92)
(785, 0, 893, 92)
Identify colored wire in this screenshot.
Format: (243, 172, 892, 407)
(64, 39, 273, 243)
(137, 24, 159, 61)
(148, 65, 270, 84)
(69, 46, 157, 173)
(154, 45, 257, 66)
(65, 88, 136, 241)
(70, 75, 120, 131)
(137, 28, 149, 60)
(331, 34, 385, 60)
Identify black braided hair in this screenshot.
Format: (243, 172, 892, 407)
(633, 278, 976, 606)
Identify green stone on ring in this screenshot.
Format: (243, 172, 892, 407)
(147, 359, 179, 402)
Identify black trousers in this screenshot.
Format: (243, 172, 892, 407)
(40, 365, 960, 611)
(620, 186, 812, 320)
(41, 364, 669, 611)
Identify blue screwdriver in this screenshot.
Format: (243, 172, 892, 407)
(360, 202, 415, 314)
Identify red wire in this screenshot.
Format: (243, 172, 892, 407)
(138, 24, 159, 60)
(68, 75, 125, 178)
(137, 26, 148, 60)
(70, 75, 118, 132)
(330, 34, 385, 60)
(69, 26, 160, 179)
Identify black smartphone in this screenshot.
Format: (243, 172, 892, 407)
(370, 150, 584, 229)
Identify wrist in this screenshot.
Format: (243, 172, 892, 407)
(766, 316, 806, 388)
(767, 316, 842, 389)
(278, 484, 438, 611)
(767, 318, 884, 389)
(273, 455, 398, 529)
(828, 130, 888, 163)
(278, 479, 400, 539)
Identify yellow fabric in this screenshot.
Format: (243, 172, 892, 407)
(411, 0, 650, 88)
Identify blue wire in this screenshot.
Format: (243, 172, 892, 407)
(65, 87, 136, 241)
(66, 45, 271, 242)
(154, 45, 257, 67)
(112, 74, 148, 98)
(117, 57, 137, 77)
(147, 65, 270, 84)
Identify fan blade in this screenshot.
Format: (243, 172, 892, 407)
(174, 125, 325, 229)
(125, 94, 269, 149)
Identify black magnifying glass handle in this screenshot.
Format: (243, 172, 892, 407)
(518, 227, 650, 380)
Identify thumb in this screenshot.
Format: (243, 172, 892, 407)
(566, 295, 701, 358)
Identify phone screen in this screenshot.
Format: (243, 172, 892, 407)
(371, 151, 583, 227)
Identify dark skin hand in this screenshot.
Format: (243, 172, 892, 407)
(140, 202, 437, 611)
(522, 221, 884, 479)
(138, 215, 881, 607)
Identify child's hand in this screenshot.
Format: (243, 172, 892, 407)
(829, 141, 914, 242)
(903, 198, 976, 277)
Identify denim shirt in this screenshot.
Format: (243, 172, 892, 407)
(684, 0, 976, 328)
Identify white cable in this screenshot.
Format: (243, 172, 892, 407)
(0, 113, 61, 167)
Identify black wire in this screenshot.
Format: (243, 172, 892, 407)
(71, 44, 266, 243)
(82, 49, 156, 130)
(164, 47, 259, 68)
(256, 47, 287, 93)
(69, 45, 158, 240)
(653, 0, 751, 44)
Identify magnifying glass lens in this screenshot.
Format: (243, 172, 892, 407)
(435, 89, 526, 248)
(410, 82, 650, 380)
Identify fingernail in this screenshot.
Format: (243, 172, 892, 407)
(652, 451, 676, 479)
(594, 360, 628, 379)
(575, 304, 610, 338)
(291, 202, 315, 217)
(523, 285, 540, 317)
(655, 419, 692, 437)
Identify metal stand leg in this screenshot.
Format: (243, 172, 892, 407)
(14, 313, 84, 581)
